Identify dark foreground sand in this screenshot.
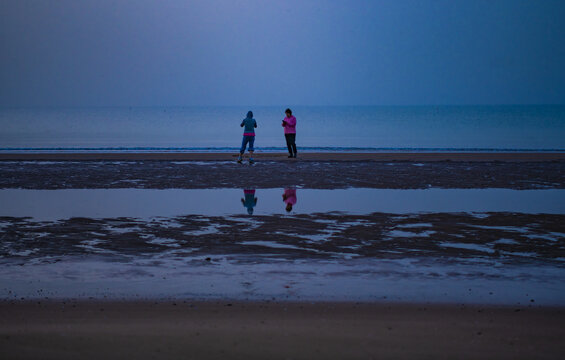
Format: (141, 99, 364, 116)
(1, 301, 564, 359)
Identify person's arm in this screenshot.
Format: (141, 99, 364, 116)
(282, 119, 287, 127)
(254, 120, 257, 128)
(240, 120, 245, 127)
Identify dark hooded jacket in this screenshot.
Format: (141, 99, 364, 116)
(240, 111, 257, 135)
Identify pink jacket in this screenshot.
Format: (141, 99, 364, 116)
(282, 116, 296, 134)
(283, 189, 297, 205)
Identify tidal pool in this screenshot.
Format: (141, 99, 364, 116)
(1, 188, 564, 220)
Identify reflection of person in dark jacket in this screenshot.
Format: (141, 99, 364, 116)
(241, 189, 258, 215)
(282, 188, 297, 212)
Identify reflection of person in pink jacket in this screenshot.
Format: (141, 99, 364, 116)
(282, 188, 297, 212)
(282, 108, 297, 158)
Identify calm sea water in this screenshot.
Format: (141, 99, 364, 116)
(1, 106, 564, 152)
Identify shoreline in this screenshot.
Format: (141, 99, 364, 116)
(1, 300, 564, 359)
(1, 151, 565, 161)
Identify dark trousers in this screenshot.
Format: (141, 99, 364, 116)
(285, 134, 297, 156)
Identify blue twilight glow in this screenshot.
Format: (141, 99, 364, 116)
(1, 0, 565, 107)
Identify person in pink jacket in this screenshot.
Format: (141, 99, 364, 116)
(282, 108, 297, 158)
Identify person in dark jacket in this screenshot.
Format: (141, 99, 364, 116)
(238, 111, 257, 164)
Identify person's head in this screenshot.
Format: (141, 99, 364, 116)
(285, 108, 292, 117)
(247, 111, 253, 118)
(285, 203, 293, 212)
(247, 207, 254, 215)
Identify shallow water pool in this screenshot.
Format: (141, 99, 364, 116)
(1, 188, 564, 220)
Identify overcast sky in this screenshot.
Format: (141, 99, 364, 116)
(1, 0, 564, 106)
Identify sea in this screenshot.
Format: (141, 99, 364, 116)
(1, 105, 564, 152)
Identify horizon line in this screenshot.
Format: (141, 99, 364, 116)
(1, 103, 565, 109)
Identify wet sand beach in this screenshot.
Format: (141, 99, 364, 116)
(1, 154, 565, 190)
(1, 301, 564, 360)
(1, 151, 565, 162)
(1, 152, 564, 358)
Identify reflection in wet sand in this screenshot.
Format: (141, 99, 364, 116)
(1, 186, 564, 303)
(283, 188, 297, 212)
(2, 188, 565, 220)
(241, 189, 257, 215)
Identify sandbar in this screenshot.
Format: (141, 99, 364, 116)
(1, 151, 565, 161)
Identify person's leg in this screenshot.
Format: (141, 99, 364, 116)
(248, 137, 255, 162)
(239, 136, 247, 161)
(290, 134, 297, 157)
(285, 134, 293, 157)
(240, 136, 248, 153)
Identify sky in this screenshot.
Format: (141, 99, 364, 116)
(1, 0, 565, 107)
